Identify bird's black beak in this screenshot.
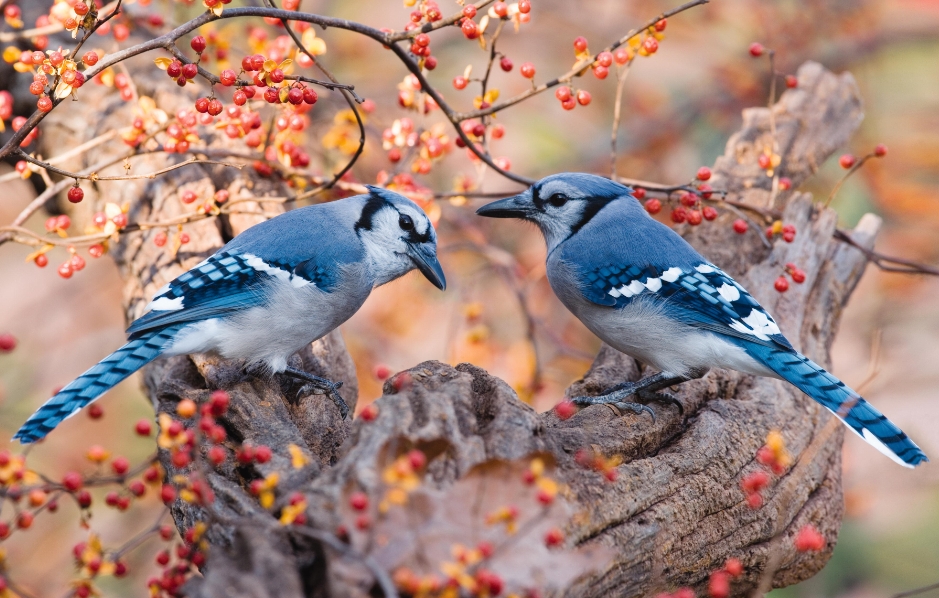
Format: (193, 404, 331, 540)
(407, 243, 446, 290)
(476, 193, 532, 219)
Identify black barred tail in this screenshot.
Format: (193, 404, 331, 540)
(13, 327, 179, 443)
(748, 345, 928, 468)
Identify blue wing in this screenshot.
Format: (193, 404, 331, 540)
(575, 258, 793, 350)
(127, 250, 336, 338)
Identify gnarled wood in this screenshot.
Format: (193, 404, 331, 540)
(38, 60, 872, 597)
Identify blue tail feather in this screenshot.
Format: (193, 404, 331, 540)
(13, 326, 179, 443)
(746, 344, 928, 468)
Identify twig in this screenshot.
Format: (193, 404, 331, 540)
(892, 581, 939, 598)
(834, 229, 939, 276)
(610, 59, 634, 178)
(825, 152, 877, 208)
(13, 152, 243, 182)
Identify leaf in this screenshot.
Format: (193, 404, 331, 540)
(263, 59, 277, 73)
(288, 444, 310, 469)
(153, 57, 172, 70)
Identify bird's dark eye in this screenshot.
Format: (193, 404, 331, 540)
(548, 193, 568, 207)
(398, 214, 414, 230)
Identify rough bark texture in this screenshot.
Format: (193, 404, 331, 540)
(39, 60, 876, 597)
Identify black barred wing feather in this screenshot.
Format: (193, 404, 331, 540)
(578, 261, 793, 350)
(127, 251, 330, 338)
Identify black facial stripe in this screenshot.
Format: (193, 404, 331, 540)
(405, 226, 431, 244)
(354, 193, 388, 232)
(570, 197, 614, 235)
(531, 184, 544, 210)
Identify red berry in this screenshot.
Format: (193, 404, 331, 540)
(597, 51, 613, 68)
(269, 68, 285, 83)
(35, 254, 48, 268)
(499, 56, 513, 72)
(555, 86, 571, 102)
(680, 193, 697, 207)
(545, 528, 564, 547)
(874, 143, 887, 157)
(670, 207, 687, 224)
(462, 5, 477, 18)
(794, 525, 825, 552)
(698, 183, 713, 199)
(302, 88, 318, 104)
(709, 570, 730, 598)
(29, 80, 44, 95)
(518, 0, 531, 13)
(633, 188, 646, 200)
(785, 74, 798, 88)
(207, 98, 223, 115)
(614, 48, 629, 65)
(702, 206, 718, 221)
(112, 456, 130, 475)
(644, 198, 662, 214)
(0, 334, 15, 352)
(67, 186, 84, 203)
(779, 177, 792, 190)
(576, 90, 591, 106)
(167, 60, 182, 78)
(181, 190, 197, 204)
(749, 42, 764, 57)
(839, 154, 856, 169)
(181, 63, 198, 80)
(414, 33, 430, 47)
(87, 403, 102, 418)
(774, 276, 789, 293)
(424, 56, 437, 70)
(219, 69, 236, 86)
(58, 262, 74, 279)
(82, 51, 98, 66)
(37, 97, 53, 112)
(642, 37, 658, 54)
(520, 62, 535, 79)
(593, 65, 608, 79)
(791, 268, 806, 283)
(190, 36, 206, 54)
(696, 166, 712, 181)
(493, 2, 508, 17)
(233, 89, 247, 105)
(732, 219, 748, 234)
(63, 471, 83, 492)
(758, 154, 771, 169)
(135, 419, 152, 436)
(16, 511, 33, 529)
(408, 449, 427, 470)
(573, 36, 588, 53)
(554, 401, 576, 420)
(194, 97, 209, 113)
(724, 558, 743, 577)
(655, 18, 667, 31)
(161, 484, 176, 503)
(77, 490, 92, 508)
(254, 445, 272, 464)
(461, 19, 478, 39)
(687, 210, 702, 226)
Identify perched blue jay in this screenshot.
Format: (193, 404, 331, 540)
(14, 187, 446, 443)
(477, 173, 927, 468)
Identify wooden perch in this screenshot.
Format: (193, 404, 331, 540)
(38, 60, 874, 597)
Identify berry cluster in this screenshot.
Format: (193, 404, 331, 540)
(773, 262, 806, 293)
(740, 430, 791, 509)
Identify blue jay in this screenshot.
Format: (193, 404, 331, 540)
(14, 187, 446, 443)
(477, 173, 927, 468)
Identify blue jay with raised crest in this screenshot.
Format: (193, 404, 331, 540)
(477, 172, 927, 468)
(14, 186, 446, 443)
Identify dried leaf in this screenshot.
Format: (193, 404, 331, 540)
(153, 57, 173, 70)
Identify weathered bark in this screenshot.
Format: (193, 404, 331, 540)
(39, 60, 875, 597)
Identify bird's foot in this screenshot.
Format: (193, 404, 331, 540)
(283, 366, 348, 419)
(570, 372, 688, 423)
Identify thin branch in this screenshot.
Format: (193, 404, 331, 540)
(892, 581, 939, 598)
(13, 152, 243, 182)
(834, 229, 939, 276)
(610, 59, 635, 177)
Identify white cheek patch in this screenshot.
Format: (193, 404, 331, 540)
(661, 267, 682, 282)
(146, 296, 184, 312)
(717, 283, 741, 302)
(243, 253, 311, 288)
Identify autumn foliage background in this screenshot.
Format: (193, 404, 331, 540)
(0, 0, 938, 596)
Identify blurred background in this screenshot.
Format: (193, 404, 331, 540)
(0, 0, 937, 595)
